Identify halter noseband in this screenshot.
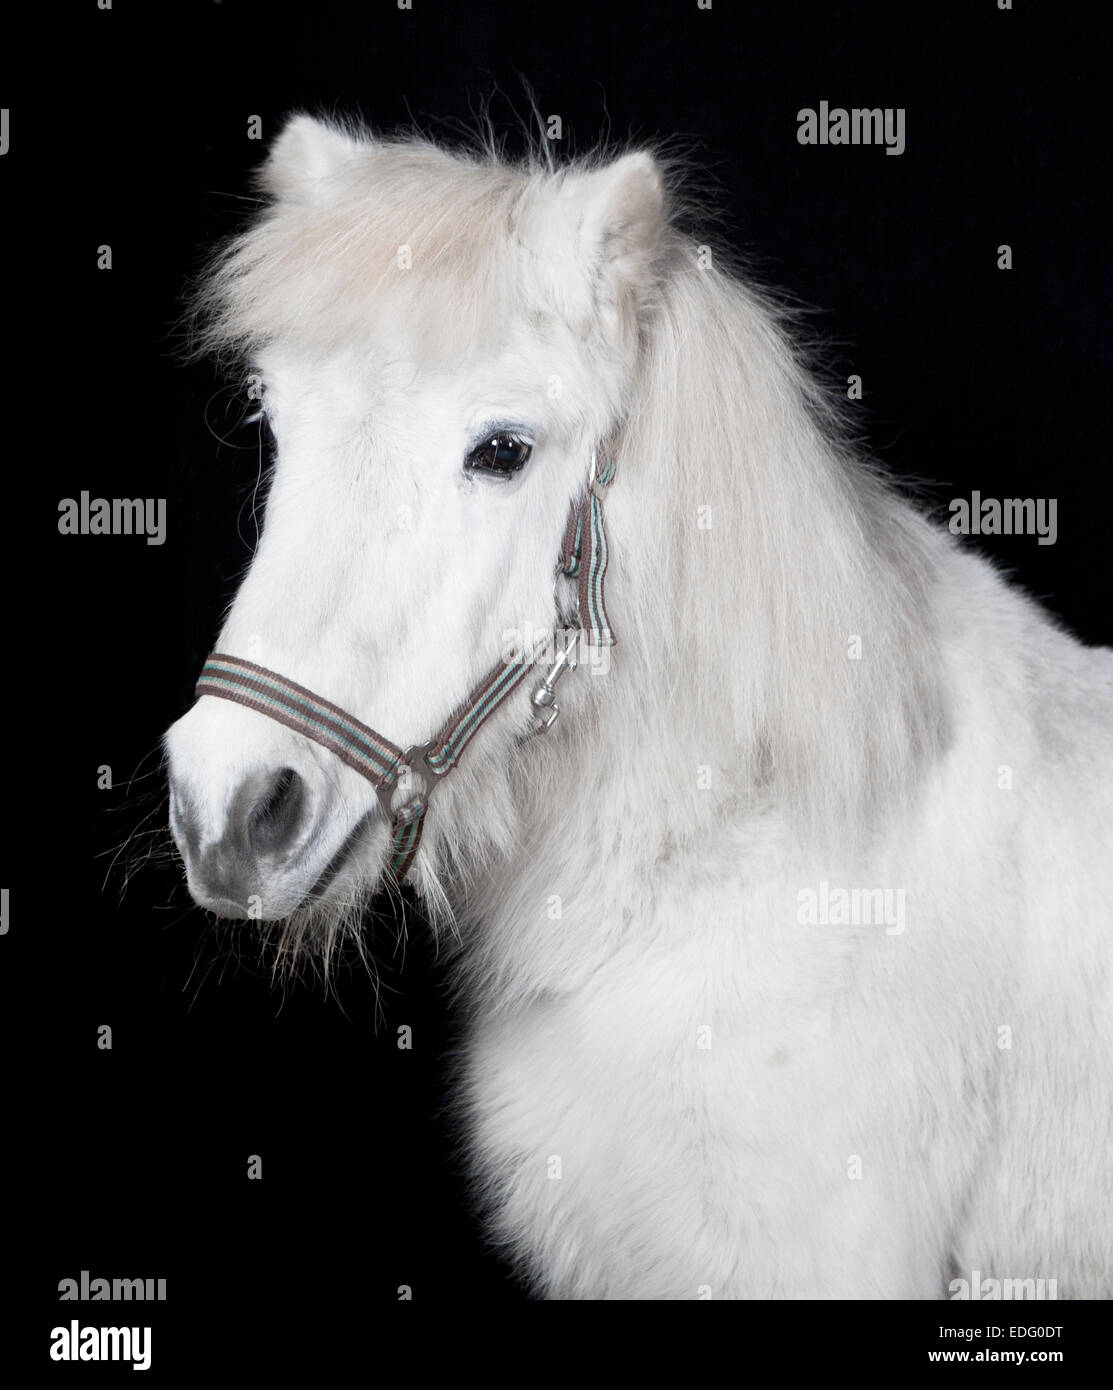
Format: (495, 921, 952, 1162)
(194, 445, 617, 885)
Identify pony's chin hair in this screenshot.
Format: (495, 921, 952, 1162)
(238, 873, 386, 988)
(193, 841, 468, 997)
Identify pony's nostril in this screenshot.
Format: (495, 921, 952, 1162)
(248, 767, 305, 855)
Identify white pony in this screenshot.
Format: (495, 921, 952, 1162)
(165, 114, 1113, 1300)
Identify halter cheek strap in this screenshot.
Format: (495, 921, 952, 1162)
(561, 452, 616, 646)
(193, 446, 617, 886)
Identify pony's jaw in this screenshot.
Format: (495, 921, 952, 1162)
(165, 698, 387, 921)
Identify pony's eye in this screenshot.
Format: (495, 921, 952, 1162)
(466, 433, 533, 477)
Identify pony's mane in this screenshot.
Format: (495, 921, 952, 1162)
(184, 122, 953, 957)
(614, 255, 951, 851)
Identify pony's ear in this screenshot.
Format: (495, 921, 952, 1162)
(521, 150, 666, 329)
(258, 113, 367, 201)
(571, 151, 666, 276)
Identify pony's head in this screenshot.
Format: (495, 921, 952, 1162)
(164, 115, 667, 937)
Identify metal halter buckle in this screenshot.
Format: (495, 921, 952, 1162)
(375, 742, 439, 820)
(530, 628, 580, 735)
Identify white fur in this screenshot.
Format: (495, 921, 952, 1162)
(166, 114, 1113, 1299)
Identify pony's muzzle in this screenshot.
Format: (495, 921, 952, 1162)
(165, 699, 377, 920)
(169, 765, 309, 917)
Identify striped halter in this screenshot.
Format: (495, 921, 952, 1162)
(194, 446, 617, 884)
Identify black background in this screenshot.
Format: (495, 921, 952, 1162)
(4, 0, 1110, 1367)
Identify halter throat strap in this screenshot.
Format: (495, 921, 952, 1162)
(194, 445, 617, 886)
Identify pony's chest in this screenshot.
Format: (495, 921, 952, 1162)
(460, 907, 851, 1172)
